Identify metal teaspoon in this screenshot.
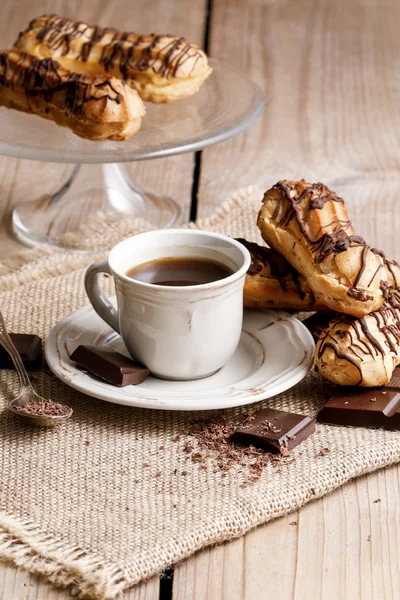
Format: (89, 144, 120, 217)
(0, 309, 72, 427)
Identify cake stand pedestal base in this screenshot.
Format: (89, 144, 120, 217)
(11, 163, 182, 252)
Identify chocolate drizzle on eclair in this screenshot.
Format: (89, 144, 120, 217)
(236, 238, 309, 300)
(0, 50, 123, 117)
(17, 14, 205, 80)
(271, 180, 394, 303)
(317, 305, 400, 384)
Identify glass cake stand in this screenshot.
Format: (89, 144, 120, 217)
(0, 59, 264, 251)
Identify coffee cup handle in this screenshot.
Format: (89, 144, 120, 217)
(84, 259, 120, 334)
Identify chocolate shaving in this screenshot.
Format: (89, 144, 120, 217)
(14, 401, 70, 416)
(318, 447, 330, 456)
(173, 417, 290, 485)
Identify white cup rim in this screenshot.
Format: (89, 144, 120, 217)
(108, 229, 251, 291)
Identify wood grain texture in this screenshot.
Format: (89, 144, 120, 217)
(0, 562, 160, 600)
(2, 0, 400, 598)
(197, 0, 400, 219)
(173, 466, 400, 600)
(0, 0, 207, 255)
(172, 0, 400, 597)
(0, 0, 206, 596)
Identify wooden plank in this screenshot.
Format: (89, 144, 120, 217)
(2, 0, 400, 599)
(173, 466, 400, 599)
(0, 0, 207, 596)
(197, 0, 400, 218)
(173, 0, 400, 597)
(0, 0, 208, 256)
(0, 562, 160, 600)
(173, 513, 299, 600)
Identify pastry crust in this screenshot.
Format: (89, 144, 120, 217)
(257, 180, 399, 317)
(237, 238, 327, 311)
(315, 306, 400, 386)
(15, 14, 212, 103)
(0, 49, 145, 141)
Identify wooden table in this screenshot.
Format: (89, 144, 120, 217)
(1, 0, 400, 598)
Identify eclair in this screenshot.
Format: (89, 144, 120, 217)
(15, 14, 212, 103)
(0, 49, 145, 141)
(315, 305, 400, 386)
(257, 180, 398, 317)
(237, 238, 327, 311)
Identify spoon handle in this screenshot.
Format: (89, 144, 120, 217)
(0, 308, 32, 390)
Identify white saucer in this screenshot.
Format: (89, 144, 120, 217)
(45, 302, 315, 411)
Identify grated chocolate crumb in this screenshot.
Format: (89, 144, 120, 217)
(175, 416, 289, 485)
(14, 401, 70, 417)
(318, 447, 330, 456)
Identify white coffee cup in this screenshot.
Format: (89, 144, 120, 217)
(84, 229, 250, 380)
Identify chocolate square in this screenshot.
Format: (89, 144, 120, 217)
(385, 366, 400, 389)
(231, 407, 315, 453)
(0, 333, 42, 369)
(317, 387, 400, 429)
(70, 345, 149, 387)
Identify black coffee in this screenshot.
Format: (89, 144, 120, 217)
(126, 256, 234, 286)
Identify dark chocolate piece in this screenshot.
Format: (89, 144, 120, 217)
(0, 333, 42, 369)
(70, 345, 149, 387)
(231, 408, 315, 453)
(317, 368, 400, 428)
(385, 366, 400, 389)
(317, 388, 400, 429)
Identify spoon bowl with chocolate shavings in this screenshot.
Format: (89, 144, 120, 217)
(8, 397, 72, 428)
(0, 309, 72, 427)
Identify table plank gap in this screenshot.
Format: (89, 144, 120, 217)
(197, 0, 400, 218)
(0, 0, 205, 597)
(0, 0, 207, 256)
(189, 0, 214, 222)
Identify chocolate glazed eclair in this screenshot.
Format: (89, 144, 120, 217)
(0, 49, 145, 140)
(315, 305, 400, 386)
(14, 14, 212, 103)
(257, 179, 400, 317)
(236, 238, 327, 311)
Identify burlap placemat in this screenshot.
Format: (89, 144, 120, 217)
(1, 187, 400, 599)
